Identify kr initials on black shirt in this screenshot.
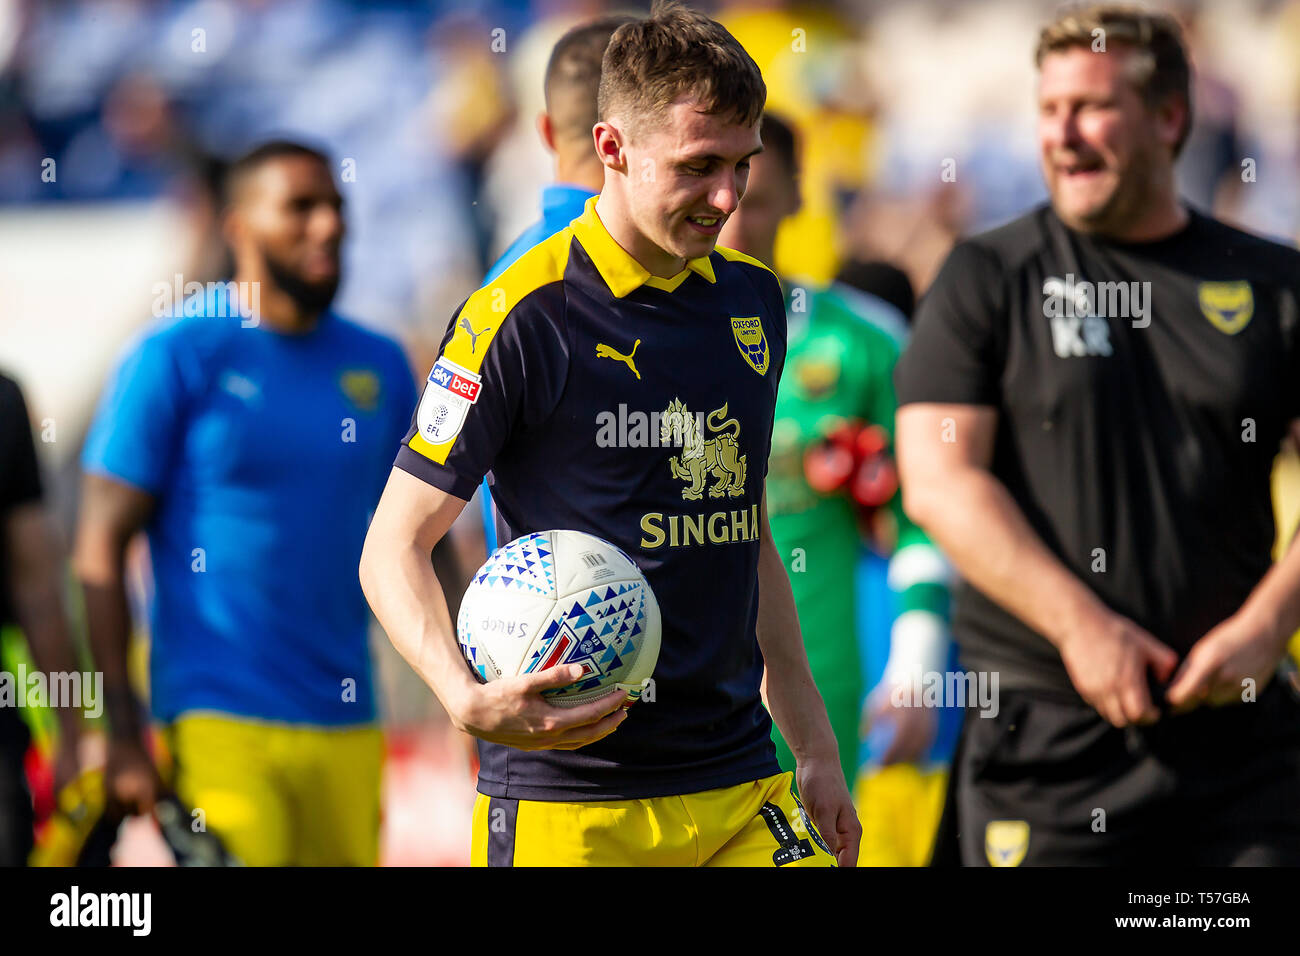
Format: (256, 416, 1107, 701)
(896, 204, 1300, 697)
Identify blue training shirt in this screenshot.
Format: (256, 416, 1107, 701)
(485, 184, 597, 286)
(82, 290, 417, 725)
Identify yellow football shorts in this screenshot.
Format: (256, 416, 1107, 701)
(470, 771, 837, 866)
(164, 713, 383, 867)
(855, 762, 949, 866)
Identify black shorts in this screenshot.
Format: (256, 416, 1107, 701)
(931, 677, 1300, 866)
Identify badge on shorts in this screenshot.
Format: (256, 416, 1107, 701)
(791, 790, 834, 857)
(985, 820, 1030, 867)
(417, 357, 481, 445)
(1198, 281, 1253, 335)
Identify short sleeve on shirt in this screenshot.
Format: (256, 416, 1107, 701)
(81, 327, 191, 495)
(895, 241, 1005, 407)
(0, 374, 42, 513)
(395, 283, 569, 501)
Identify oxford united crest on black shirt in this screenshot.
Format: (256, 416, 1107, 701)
(896, 204, 1300, 697)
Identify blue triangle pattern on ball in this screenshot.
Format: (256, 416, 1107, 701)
(479, 532, 556, 595)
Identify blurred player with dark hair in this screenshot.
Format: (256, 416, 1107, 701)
(486, 14, 635, 287)
(897, 3, 1300, 865)
(74, 140, 417, 865)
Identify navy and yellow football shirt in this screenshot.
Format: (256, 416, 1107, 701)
(395, 196, 788, 800)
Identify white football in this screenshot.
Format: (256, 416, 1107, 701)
(456, 530, 662, 707)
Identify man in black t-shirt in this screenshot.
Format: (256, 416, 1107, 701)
(895, 5, 1300, 865)
(0, 373, 84, 866)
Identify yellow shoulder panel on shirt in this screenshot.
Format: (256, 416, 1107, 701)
(408, 228, 572, 466)
(441, 228, 573, 374)
(714, 245, 780, 282)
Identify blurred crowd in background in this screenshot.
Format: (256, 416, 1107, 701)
(7, 0, 1300, 340)
(3, 0, 1300, 864)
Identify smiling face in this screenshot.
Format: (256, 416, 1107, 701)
(1037, 44, 1183, 235)
(599, 98, 763, 273)
(232, 154, 345, 312)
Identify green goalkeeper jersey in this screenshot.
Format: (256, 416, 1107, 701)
(766, 282, 950, 786)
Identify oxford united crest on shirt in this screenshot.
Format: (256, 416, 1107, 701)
(1198, 280, 1253, 335)
(730, 316, 769, 375)
(418, 356, 482, 445)
(339, 368, 380, 412)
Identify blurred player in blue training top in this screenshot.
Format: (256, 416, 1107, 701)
(74, 141, 418, 866)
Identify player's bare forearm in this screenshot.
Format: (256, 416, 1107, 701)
(1163, 537, 1300, 710)
(1206, 528, 1300, 671)
(896, 404, 1108, 651)
(1223, 531, 1300, 660)
(360, 468, 478, 715)
(757, 492, 862, 865)
(755, 492, 837, 764)
(7, 503, 82, 735)
(72, 474, 151, 741)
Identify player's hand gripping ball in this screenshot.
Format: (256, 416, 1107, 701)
(457, 530, 662, 707)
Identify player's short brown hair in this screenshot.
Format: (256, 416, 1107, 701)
(598, 0, 765, 139)
(1035, 3, 1193, 156)
(545, 15, 637, 144)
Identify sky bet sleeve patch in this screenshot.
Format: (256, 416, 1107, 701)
(414, 356, 482, 456)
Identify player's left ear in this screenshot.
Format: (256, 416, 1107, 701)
(537, 111, 557, 154)
(593, 120, 628, 173)
(220, 205, 245, 254)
